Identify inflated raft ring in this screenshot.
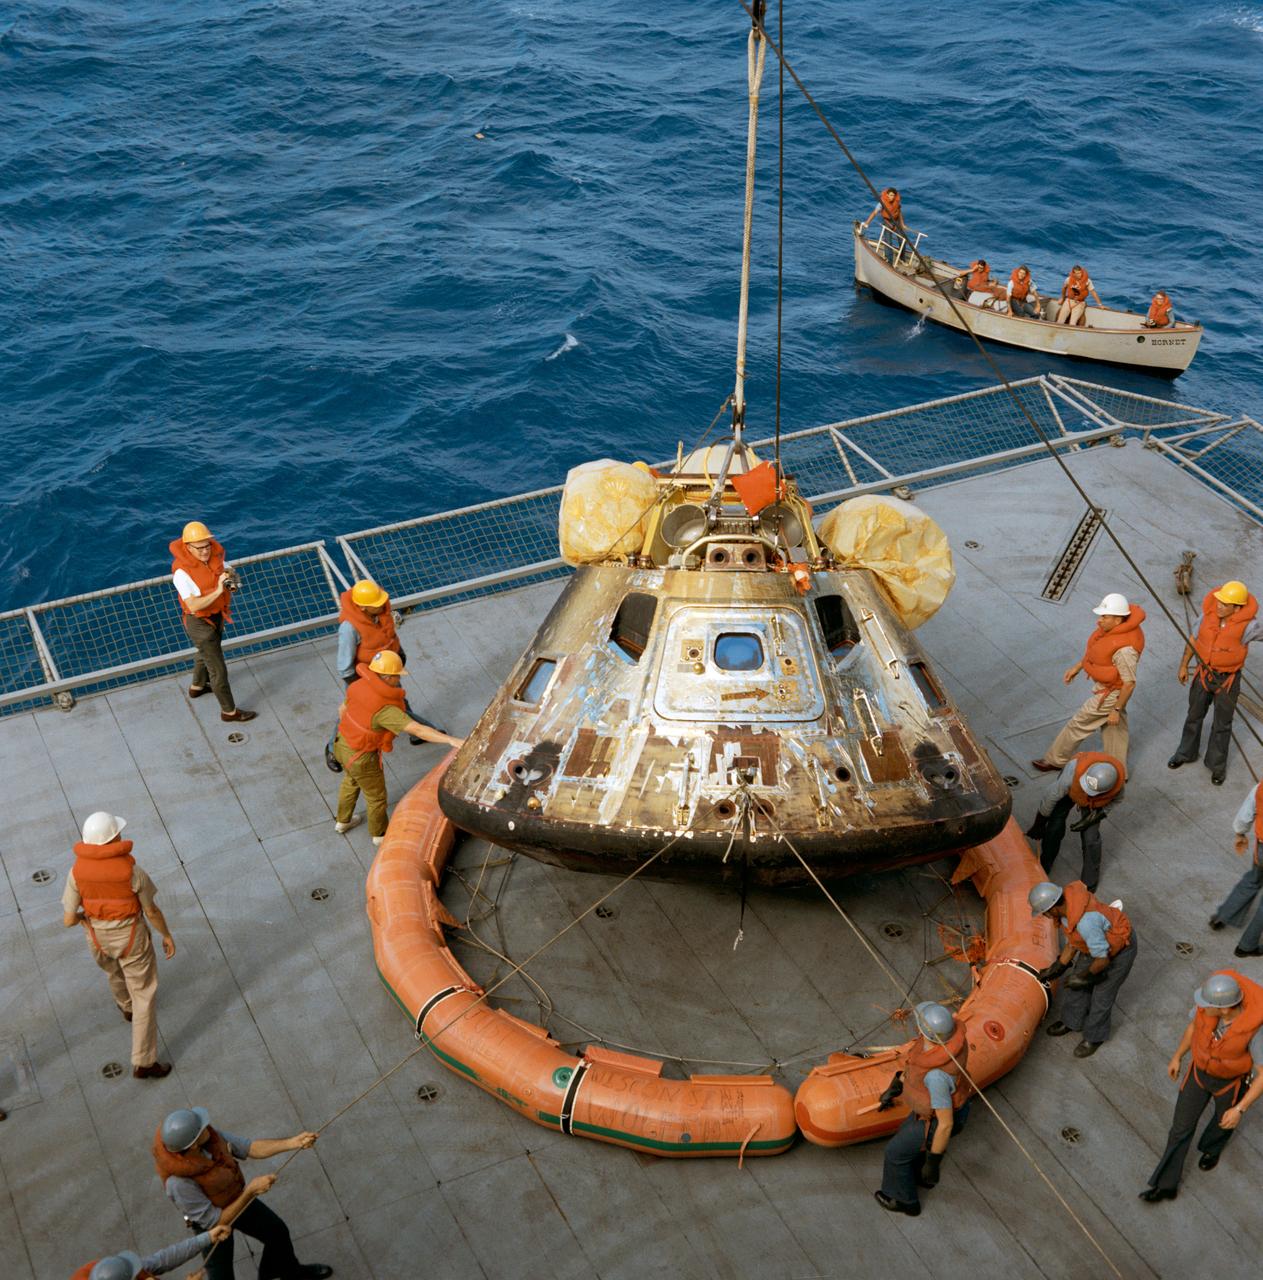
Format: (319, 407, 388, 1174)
(794, 819, 1058, 1146)
(366, 757, 797, 1159)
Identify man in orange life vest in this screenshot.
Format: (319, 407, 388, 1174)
(1006, 264, 1043, 318)
(72, 1223, 231, 1280)
(1026, 753, 1124, 893)
(169, 521, 255, 723)
(964, 259, 1006, 301)
(333, 650, 463, 844)
(1055, 264, 1103, 326)
(1140, 970, 1263, 1202)
(860, 186, 907, 261)
(1030, 879, 1137, 1058)
(154, 1106, 330, 1280)
(1142, 290, 1173, 329)
(1168, 580, 1261, 785)
(872, 1002, 973, 1218)
(61, 811, 175, 1079)
(1033, 593, 1145, 773)
(1208, 779, 1263, 957)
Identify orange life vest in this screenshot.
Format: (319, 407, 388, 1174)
(1252, 779, 1263, 846)
(338, 590, 401, 666)
(1193, 590, 1258, 674)
(1191, 969, 1263, 1080)
(152, 1124, 246, 1208)
(338, 664, 408, 761)
(880, 189, 902, 226)
(72, 840, 139, 920)
(72, 1266, 155, 1280)
(1080, 606, 1145, 689)
(1062, 269, 1090, 302)
(902, 1025, 972, 1119)
(1062, 880, 1132, 957)
(966, 261, 990, 292)
(1067, 751, 1126, 808)
(1147, 294, 1172, 327)
(169, 538, 232, 622)
(1009, 268, 1031, 300)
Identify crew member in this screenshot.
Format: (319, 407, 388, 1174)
(1007, 265, 1043, 318)
(154, 1106, 332, 1280)
(1030, 879, 1137, 1057)
(860, 187, 907, 261)
(1025, 752, 1124, 892)
(1033, 593, 1145, 772)
(1142, 290, 1173, 329)
(72, 1224, 231, 1280)
(336, 579, 401, 685)
(170, 521, 255, 723)
(873, 1002, 973, 1218)
(1169, 580, 1260, 785)
(1141, 971, 1263, 1202)
(333, 651, 463, 843)
(965, 259, 1005, 300)
(1055, 264, 1103, 326)
(61, 812, 174, 1080)
(1208, 778, 1263, 957)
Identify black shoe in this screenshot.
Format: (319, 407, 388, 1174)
(294, 1267, 334, 1279)
(1198, 1152, 1220, 1171)
(873, 1191, 921, 1217)
(1212, 773, 1226, 786)
(1074, 1040, 1102, 1058)
(1167, 756, 1188, 770)
(1233, 945, 1263, 958)
(1209, 917, 1226, 931)
(1139, 1187, 1177, 1203)
(408, 735, 425, 745)
(133, 1062, 173, 1080)
(1045, 1021, 1073, 1037)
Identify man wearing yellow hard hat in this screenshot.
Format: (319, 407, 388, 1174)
(1169, 580, 1261, 785)
(332, 650, 463, 843)
(337, 579, 401, 685)
(169, 521, 255, 723)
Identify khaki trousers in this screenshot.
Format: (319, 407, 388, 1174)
(335, 738, 390, 836)
(87, 918, 159, 1066)
(1044, 688, 1129, 768)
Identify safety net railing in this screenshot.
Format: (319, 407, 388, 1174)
(2, 375, 1260, 715)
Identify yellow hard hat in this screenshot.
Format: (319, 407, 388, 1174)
(351, 579, 389, 609)
(1214, 580, 1249, 606)
(369, 650, 406, 676)
(182, 520, 213, 544)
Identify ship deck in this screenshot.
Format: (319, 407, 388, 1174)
(4, 437, 1263, 1280)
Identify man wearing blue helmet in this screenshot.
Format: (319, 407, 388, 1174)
(71, 1223, 231, 1280)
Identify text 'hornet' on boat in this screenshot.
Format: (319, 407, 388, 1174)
(438, 445, 1011, 886)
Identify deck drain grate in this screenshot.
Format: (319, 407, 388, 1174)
(1175, 941, 1195, 957)
(595, 905, 616, 920)
(226, 731, 248, 744)
(310, 887, 330, 902)
(964, 540, 981, 549)
(1060, 1126, 1081, 1145)
(881, 922, 906, 940)
(416, 1083, 441, 1103)
(1041, 507, 1107, 602)
(1003, 775, 1021, 788)
(101, 1062, 125, 1080)
(31, 869, 54, 884)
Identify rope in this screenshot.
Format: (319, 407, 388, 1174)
(773, 0, 784, 481)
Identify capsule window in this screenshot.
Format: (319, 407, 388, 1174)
(610, 592, 658, 662)
(714, 633, 764, 671)
(515, 658, 557, 705)
(910, 660, 947, 709)
(814, 594, 861, 655)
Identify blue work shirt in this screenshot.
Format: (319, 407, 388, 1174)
(1074, 911, 1113, 959)
(163, 1130, 252, 1229)
(336, 621, 361, 680)
(140, 1231, 214, 1274)
(924, 1067, 957, 1111)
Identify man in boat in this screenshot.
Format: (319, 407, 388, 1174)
(1007, 265, 1043, 318)
(1032, 593, 1144, 772)
(71, 1224, 232, 1280)
(1140, 970, 1263, 1203)
(1208, 776, 1263, 957)
(153, 1106, 332, 1279)
(860, 186, 907, 262)
(169, 520, 256, 724)
(873, 1002, 972, 1218)
(965, 259, 1006, 302)
(1055, 264, 1103, 326)
(1025, 752, 1124, 892)
(332, 650, 463, 844)
(1142, 290, 1173, 328)
(1168, 580, 1259, 786)
(1030, 880, 1137, 1058)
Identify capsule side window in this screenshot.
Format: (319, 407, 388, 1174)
(610, 592, 658, 662)
(515, 657, 558, 704)
(714, 633, 764, 671)
(814, 594, 861, 656)
(910, 660, 947, 709)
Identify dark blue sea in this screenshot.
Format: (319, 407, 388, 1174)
(3, 1, 1262, 611)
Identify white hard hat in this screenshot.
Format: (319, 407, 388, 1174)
(1092, 593, 1130, 617)
(81, 812, 127, 844)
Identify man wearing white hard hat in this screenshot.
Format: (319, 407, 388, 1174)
(1033, 592, 1145, 773)
(61, 811, 175, 1079)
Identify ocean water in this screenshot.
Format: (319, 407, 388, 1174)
(2, 0, 1262, 611)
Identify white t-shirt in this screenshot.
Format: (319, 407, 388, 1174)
(172, 569, 200, 601)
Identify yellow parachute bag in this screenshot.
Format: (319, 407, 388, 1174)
(558, 460, 659, 565)
(817, 495, 955, 628)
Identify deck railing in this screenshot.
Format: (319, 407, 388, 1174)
(3, 375, 1260, 714)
